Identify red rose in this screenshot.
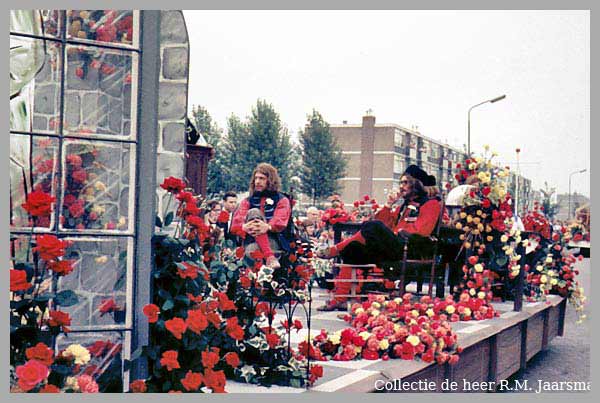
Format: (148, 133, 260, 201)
(203, 369, 226, 393)
(293, 319, 303, 331)
(160, 176, 186, 194)
(266, 333, 280, 348)
(176, 191, 195, 204)
(181, 371, 204, 392)
(16, 359, 49, 391)
(160, 350, 180, 371)
(310, 364, 323, 378)
(71, 169, 87, 184)
(47, 310, 71, 332)
(47, 260, 76, 276)
(99, 298, 119, 315)
(75, 66, 84, 78)
(186, 309, 208, 334)
(224, 352, 240, 368)
(239, 275, 251, 288)
(130, 379, 147, 393)
(34, 235, 69, 261)
(177, 262, 199, 280)
(143, 304, 160, 323)
(25, 343, 54, 366)
(40, 384, 61, 393)
(235, 247, 245, 259)
(10, 269, 32, 292)
(201, 350, 220, 369)
(22, 191, 56, 218)
(481, 199, 491, 209)
(68, 199, 85, 218)
(66, 154, 83, 168)
(165, 318, 187, 340)
(207, 312, 222, 328)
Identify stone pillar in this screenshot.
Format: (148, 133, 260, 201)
(156, 10, 189, 215)
(359, 114, 375, 198)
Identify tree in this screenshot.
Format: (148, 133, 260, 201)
(191, 105, 229, 195)
(539, 181, 559, 220)
(298, 110, 347, 205)
(221, 99, 295, 192)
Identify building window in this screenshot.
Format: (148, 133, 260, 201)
(394, 129, 403, 148)
(394, 154, 405, 174)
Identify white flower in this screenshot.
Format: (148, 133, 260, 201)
(265, 198, 274, 205)
(65, 344, 91, 365)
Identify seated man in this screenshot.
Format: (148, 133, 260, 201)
(230, 163, 292, 269)
(316, 165, 441, 310)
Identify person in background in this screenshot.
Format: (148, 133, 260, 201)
(204, 199, 224, 242)
(306, 206, 324, 231)
(316, 165, 441, 311)
(218, 191, 239, 244)
(230, 163, 292, 269)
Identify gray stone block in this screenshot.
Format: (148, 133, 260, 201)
(62, 294, 91, 327)
(32, 115, 48, 132)
(96, 143, 123, 170)
(158, 83, 187, 120)
(163, 47, 188, 79)
(119, 187, 129, 215)
(64, 92, 81, 128)
(123, 120, 131, 137)
(162, 122, 185, 153)
(156, 153, 184, 184)
(160, 11, 188, 44)
(79, 253, 120, 293)
(33, 84, 57, 114)
(82, 93, 109, 131)
(66, 60, 100, 91)
(122, 85, 131, 119)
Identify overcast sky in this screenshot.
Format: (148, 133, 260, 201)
(184, 10, 590, 198)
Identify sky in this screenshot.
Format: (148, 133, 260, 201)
(184, 10, 590, 198)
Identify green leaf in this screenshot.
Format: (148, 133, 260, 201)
(158, 289, 172, 301)
(55, 290, 79, 307)
(155, 215, 163, 228)
(164, 211, 174, 227)
(162, 299, 174, 311)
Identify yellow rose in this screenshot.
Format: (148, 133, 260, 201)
(371, 302, 381, 309)
(406, 335, 420, 347)
(65, 344, 91, 365)
(500, 235, 509, 243)
(469, 288, 476, 296)
(540, 275, 548, 284)
(545, 257, 553, 264)
(550, 278, 558, 286)
(445, 305, 456, 314)
(463, 308, 472, 317)
(477, 291, 486, 299)
(371, 309, 380, 317)
(329, 333, 341, 345)
(354, 308, 364, 315)
(95, 256, 108, 264)
(359, 331, 371, 341)
(411, 310, 419, 318)
(379, 339, 390, 350)
(474, 264, 483, 273)
(393, 298, 402, 304)
(426, 308, 434, 317)
(65, 376, 79, 391)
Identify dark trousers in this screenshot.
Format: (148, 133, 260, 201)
(339, 220, 434, 274)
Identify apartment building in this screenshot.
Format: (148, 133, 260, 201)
(331, 113, 532, 209)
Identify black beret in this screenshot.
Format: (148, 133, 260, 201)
(424, 174, 437, 187)
(404, 164, 429, 185)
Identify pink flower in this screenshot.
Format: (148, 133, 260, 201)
(77, 374, 99, 393)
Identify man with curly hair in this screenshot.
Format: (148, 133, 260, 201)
(231, 163, 292, 269)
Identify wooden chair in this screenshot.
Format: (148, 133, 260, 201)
(393, 200, 448, 298)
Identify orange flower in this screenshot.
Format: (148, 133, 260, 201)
(25, 343, 54, 366)
(165, 318, 187, 340)
(225, 317, 244, 340)
(186, 309, 208, 334)
(143, 304, 160, 323)
(224, 352, 240, 368)
(181, 371, 204, 392)
(160, 350, 180, 371)
(129, 379, 147, 393)
(203, 369, 226, 393)
(201, 350, 220, 369)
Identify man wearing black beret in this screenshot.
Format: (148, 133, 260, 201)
(316, 165, 441, 310)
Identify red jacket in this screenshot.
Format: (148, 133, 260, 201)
(230, 196, 291, 239)
(374, 198, 441, 237)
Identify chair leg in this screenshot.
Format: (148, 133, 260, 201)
(428, 262, 435, 298)
(416, 271, 424, 294)
(399, 245, 408, 295)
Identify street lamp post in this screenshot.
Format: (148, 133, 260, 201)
(467, 94, 506, 157)
(568, 169, 587, 220)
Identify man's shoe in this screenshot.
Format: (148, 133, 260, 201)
(266, 256, 281, 269)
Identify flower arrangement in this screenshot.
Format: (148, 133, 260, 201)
(128, 177, 322, 393)
(522, 202, 552, 239)
(349, 195, 380, 222)
(302, 294, 462, 365)
(321, 207, 350, 226)
(525, 230, 586, 323)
